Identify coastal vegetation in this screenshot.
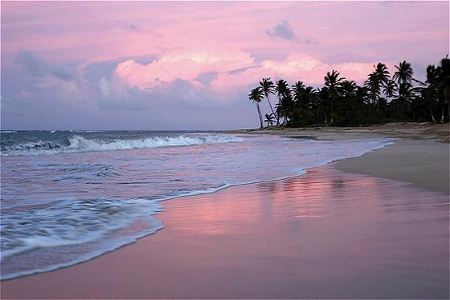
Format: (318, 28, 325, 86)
(248, 57, 450, 128)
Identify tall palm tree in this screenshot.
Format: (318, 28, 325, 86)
(259, 78, 276, 117)
(275, 79, 291, 125)
(426, 57, 450, 122)
(438, 57, 450, 122)
(292, 81, 305, 105)
(248, 87, 264, 129)
(340, 80, 357, 117)
(324, 70, 344, 123)
(421, 68, 437, 122)
(366, 63, 390, 113)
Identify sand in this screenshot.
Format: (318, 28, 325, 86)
(336, 139, 449, 195)
(1, 123, 449, 299)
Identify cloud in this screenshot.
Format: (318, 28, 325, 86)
(114, 49, 254, 90)
(99, 77, 111, 97)
(113, 48, 377, 95)
(14, 50, 76, 81)
(210, 53, 377, 91)
(14, 51, 46, 76)
(266, 20, 295, 40)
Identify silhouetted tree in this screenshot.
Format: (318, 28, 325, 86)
(259, 78, 276, 117)
(246, 56, 449, 128)
(248, 87, 264, 128)
(324, 70, 344, 123)
(275, 79, 291, 125)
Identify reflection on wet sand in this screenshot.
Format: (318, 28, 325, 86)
(165, 167, 449, 298)
(2, 167, 448, 299)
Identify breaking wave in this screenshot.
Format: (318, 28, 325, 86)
(1, 134, 243, 156)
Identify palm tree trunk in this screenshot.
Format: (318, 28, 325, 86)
(431, 107, 436, 123)
(266, 96, 276, 117)
(256, 103, 263, 129)
(441, 100, 445, 123)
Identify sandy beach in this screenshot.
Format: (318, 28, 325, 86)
(1, 123, 449, 299)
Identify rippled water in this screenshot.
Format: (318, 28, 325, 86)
(0, 130, 393, 279)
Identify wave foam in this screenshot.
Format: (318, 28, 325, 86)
(2, 134, 243, 156)
(1, 197, 163, 261)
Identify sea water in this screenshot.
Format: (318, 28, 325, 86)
(0, 130, 393, 280)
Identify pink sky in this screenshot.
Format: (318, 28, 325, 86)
(2, 1, 449, 129)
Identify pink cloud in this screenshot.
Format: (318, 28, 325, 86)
(208, 54, 377, 92)
(113, 49, 402, 95)
(115, 49, 254, 90)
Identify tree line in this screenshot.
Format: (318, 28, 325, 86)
(248, 56, 450, 128)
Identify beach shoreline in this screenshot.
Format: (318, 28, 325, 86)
(1, 123, 449, 299)
(230, 122, 449, 194)
(227, 122, 450, 142)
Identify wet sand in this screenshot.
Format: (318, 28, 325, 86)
(2, 126, 449, 299)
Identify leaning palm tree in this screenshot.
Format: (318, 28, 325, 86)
(248, 87, 264, 129)
(259, 78, 276, 117)
(324, 70, 344, 123)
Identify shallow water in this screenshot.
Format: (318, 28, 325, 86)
(1, 130, 393, 279)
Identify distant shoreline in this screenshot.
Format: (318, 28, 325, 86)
(226, 121, 450, 143)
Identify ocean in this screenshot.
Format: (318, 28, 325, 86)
(0, 130, 393, 280)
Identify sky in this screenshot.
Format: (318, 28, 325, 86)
(1, 1, 449, 130)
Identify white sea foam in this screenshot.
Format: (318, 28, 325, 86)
(1, 198, 163, 261)
(2, 134, 244, 156)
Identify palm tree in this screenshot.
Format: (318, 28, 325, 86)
(324, 70, 344, 123)
(341, 80, 357, 117)
(383, 80, 398, 102)
(438, 57, 450, 122)
(374, 63, 390, 85)
(248, 87, 264, 129)
(420, 70, 437, 122)
(427, 57, 450, 122)
(275, 79, 290, 98)
(394, 60, 426, 86)
(275, 79, 291, 126)
(264, 113, 275, 127)
(393, 61, 413, 85)
(397, 82, 415, 105)
(390, 82, 415, 118)
(259, 78, 276, 117)
(292, 81, 305, 107)
(366, 63, 390, 113)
